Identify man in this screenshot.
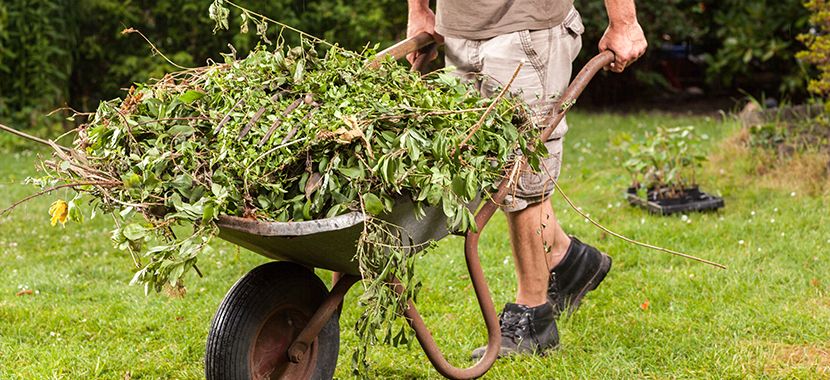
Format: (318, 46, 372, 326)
(406, 0, 647, 357)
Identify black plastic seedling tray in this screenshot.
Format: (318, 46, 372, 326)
(626, 186, 724, 215)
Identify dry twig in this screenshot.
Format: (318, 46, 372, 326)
(454, 61, 524, 156)
(1, 181, 119, 216)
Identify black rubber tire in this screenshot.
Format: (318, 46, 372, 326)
(205, 262, 340, 380)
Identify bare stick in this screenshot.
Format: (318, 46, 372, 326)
(281, 107, 316, 144)
(239, 92, 283, 139)
(258, 97, 304, 146)
(1, 181, 119, 216)
(0, 123, 74, 153)
(46, 106, 94, 121)
(214, 98, 245, 134)
(454, 62, 523, 156)
(548, 171, 726, 269)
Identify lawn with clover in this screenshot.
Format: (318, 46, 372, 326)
(1, 111, 829, 379)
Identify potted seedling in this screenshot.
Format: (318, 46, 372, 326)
(620, 126, 724, 215)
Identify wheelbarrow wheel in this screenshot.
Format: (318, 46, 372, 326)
(205, 262, 340, 380)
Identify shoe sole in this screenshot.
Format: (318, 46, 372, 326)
(564, 253, 612, 316)
(471, 343, 560, 361)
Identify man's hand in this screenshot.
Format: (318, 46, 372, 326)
(407, 0, 443, 64)
(599, 0, 647, 73)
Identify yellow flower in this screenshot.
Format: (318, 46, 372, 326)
(49, 200, 69, 227)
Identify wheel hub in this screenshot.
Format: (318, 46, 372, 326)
(250, 306, 318, 380)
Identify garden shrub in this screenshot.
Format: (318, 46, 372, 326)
(0, 0, 409, 128)
(0, 0, 819, 126)
(0, 0, 74, 126)
(575, 0, 710, 97)
(704, 0, 810, 94)
(576, 0, 811, 99)
(0, 3, 8, 115)
(798, 0, 830, 114)
(0, 3, 7, 72)
(734, 0, 830, 195)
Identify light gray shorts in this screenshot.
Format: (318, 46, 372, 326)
(443, 8, 584, 212)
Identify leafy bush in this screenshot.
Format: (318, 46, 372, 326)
(798, 0, 830, 113)
(1, 0, 410, 128)
(0, 3, 7, 68)
(0, 0, 74, 126)
(576, 0, 710, 94)
(577, 0, 708, 57)
(748, 119, 830, 154)
(0, 2, 8, 114)
(576, 0, 810, 98)
(704, 0, 810, 94)
(0, 0, 818, 125)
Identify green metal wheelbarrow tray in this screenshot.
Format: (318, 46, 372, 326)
(205, 33, 616, 380)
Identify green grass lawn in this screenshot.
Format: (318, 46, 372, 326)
(1, 111, 829, 379)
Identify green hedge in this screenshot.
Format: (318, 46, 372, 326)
(0, 0, 73, 124)
(575, 0, 810, 99)
(0, 0, 816, 127)
(0, 0, 411, 127)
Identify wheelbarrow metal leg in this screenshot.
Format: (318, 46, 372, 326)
(287, 274, 360, 364)
(388, 198, 502, 380)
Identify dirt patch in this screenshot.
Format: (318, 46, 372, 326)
(761, 152, 830, 195)
(764, 343, 830, 376)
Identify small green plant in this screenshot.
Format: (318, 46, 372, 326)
(619, 126, 709, 199)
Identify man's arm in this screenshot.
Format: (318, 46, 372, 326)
(406, 0, 442, 63)
(599, 0, 648, 73)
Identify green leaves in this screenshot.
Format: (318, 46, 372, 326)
(618, 126, 708, 195)
(177, 90, 205, 104)
(362, 193, 384, 215)
(122, 223, 147, 241)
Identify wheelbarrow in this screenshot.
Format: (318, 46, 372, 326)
(204, 33, 615, 380)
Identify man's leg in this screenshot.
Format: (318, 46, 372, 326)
(504, 133, 613, 317)
(465, 8, 612, 358)
(506, 199, 570, 307)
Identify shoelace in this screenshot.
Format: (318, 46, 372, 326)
(499, 309, 532, 342)
(548, 272, 562, 303)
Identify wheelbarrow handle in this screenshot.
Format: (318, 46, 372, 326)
(539, 50, 615, 141)
(395, 50, 616, 380)
(367, 32, 437, 72)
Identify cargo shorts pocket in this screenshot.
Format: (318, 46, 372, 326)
(561, 8, 584, 61)
(562, 8, 585, 38)
(517, 30, 547, 87)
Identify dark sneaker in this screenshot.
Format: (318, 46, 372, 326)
(548, 236, 612, 317)
(470, 302, 559, 360)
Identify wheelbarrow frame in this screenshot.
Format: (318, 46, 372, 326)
(212, 33, 615, 380)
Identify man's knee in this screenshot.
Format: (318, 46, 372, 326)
(502, 138, 563, 212)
